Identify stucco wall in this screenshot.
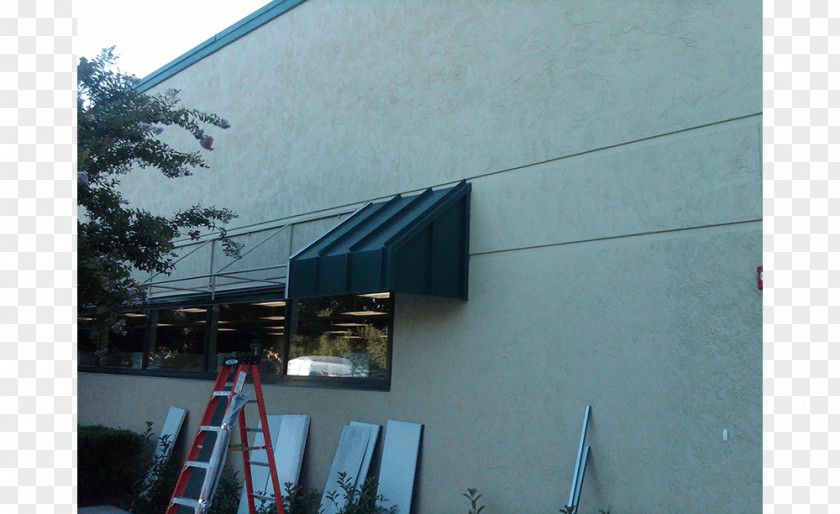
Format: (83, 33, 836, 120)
(79, 0, 762, 511)
(118, 0, 759, 228)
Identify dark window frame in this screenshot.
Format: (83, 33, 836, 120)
(78, 286, 393, 391)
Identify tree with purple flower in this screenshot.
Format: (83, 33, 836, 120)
(199, 134, 214, 150)
(78, 47, 240, 351)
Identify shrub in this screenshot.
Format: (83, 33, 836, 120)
(253, 482, 321, 514)
(129, 429, 179, 514)
(324, 472, 397, 514)
(78, 425, 147, 506)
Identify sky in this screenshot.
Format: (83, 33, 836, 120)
(75, 0, 274, 79)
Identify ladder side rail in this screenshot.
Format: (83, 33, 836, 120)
(251, 365, 286, 514)
(167, 364, 233, 513)
(237, 407, 259, 514)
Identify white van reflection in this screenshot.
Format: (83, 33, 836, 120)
(287, 355, 369, 377)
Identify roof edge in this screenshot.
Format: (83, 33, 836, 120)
(135, 0, 309, 93)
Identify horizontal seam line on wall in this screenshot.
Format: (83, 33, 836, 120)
(470, 218, 762, 258)
(175, 112, 762, 242)
(459, 112, 763, 184)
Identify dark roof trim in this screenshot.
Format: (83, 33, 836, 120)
(286, 181, 471, 300)
(136, 0, 309, 92)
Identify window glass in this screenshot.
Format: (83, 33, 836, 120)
(78, 289, 391, 388)
(214, 300, 286, 375)
(77, 312, 147, 369)
(77, 315, 97, 367)
(148, 307, 208, 371)
(288, 293, 390, 379)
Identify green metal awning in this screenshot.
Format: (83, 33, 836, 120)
(286, 181, 471, 299)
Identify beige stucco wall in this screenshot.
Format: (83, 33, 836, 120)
(80, 0, 762, 511)
(118, 0, 759, 228)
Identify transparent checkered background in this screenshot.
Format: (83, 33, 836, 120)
(764, 0, 840, 512)
(0, 0, 833, 511)
(1, 0, 75, 511)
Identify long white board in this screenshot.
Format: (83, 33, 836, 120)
(320, 424, 377, 514)
(376, 420, 423, 514)
(139, 406, 186, 499)
(237, 414, 311, 513)
(349, 421, 381, 491)
(155, 406, 187, 458)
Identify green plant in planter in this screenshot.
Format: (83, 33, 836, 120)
(463, 488, 485, 514)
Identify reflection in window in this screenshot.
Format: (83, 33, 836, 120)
(288, 293, 390, 379)
(214, 300, 286, 375)
(148, 307, 207, 371)
(77, 315, 97, 367)
(78, 290, 392, 388)
(77, 312, 147, 369)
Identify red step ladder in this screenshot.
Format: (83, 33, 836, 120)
(167, 348, 285, 514)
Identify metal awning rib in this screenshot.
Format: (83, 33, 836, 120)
(286, 181, 471, 299)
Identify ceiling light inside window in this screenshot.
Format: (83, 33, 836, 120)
(178, 307, 206, 313)
(253, 301, 286, 307)
(358, 292, 390, 299)
(342, 311, 387, 316)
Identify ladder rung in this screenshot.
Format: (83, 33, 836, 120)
(186, 460, 211, 469)
(229, 443, 266, 452)
(200, 425, 223, 432)
(212, 391, 232, 397)
(246, 459, 270, 467)
(244, 427, 263, 432)
(250, 492, 275, 501)
(171, 496, 200, 508)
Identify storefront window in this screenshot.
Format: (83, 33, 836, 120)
(77, 312, 147, 369)
(77, 289, 392, 389)
(147, 307, 208, 371)
(214, 300, 286, 375)
(287, 293, 391, 380)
